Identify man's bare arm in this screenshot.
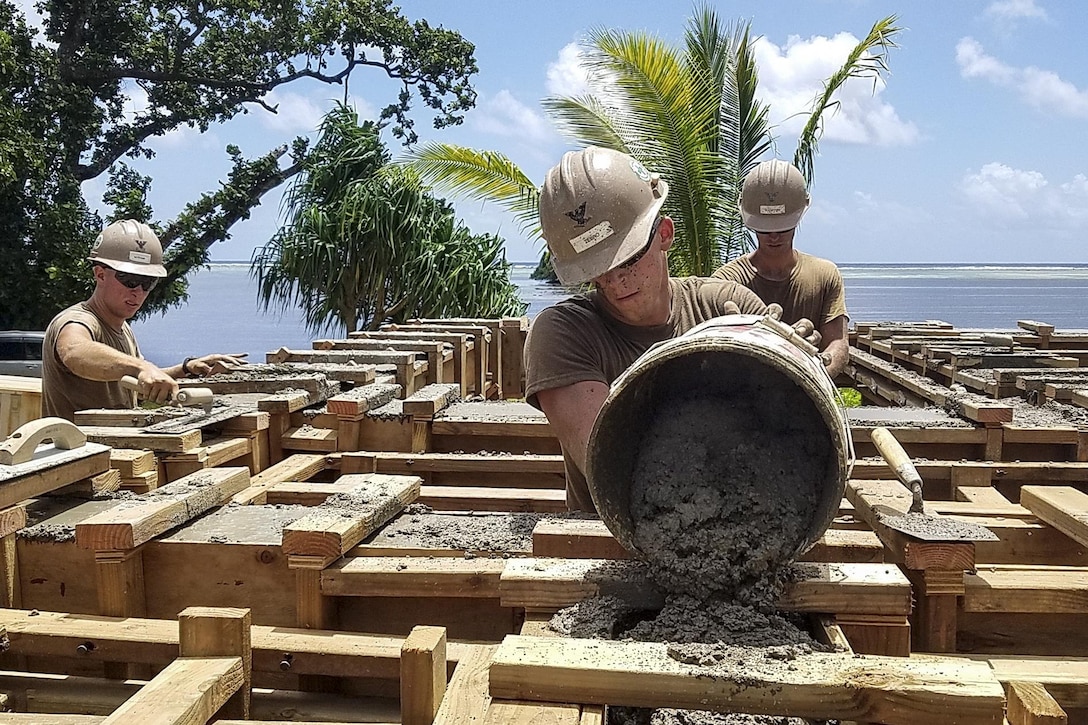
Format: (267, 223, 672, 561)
(55, 323, 178, 403)
(536, 380, 610, 477)
(819, 315, 849, 377)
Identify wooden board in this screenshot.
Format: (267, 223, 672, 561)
(1020, 486, 1088, 549)
(322, 556, 507, 598)
(281, 474, 420, 565)
(75, 467, 251, 550)
(488, 635, 1005, 724)
(0, 444, 111, 509)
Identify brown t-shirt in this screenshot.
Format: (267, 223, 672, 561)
(524, 276, 766, 512)
(42, 302, 140, 421)
(712, 252, 847, 326)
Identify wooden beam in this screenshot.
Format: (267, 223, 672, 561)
(400, 625, 447, 725)
(432, 644, 496, 724)
(99, 655, 244, 724)
(282, 474, 420, 566)
(76, 467, 251, 550)
(79, 427, 201, 453)
(1020, 486, 1088, 549)
(232, 453, 327, 505)
(322, 556, 506, 598)
(964, 566, 1088, 614)
(0, 444, 111, 509)
(179, 606, 252, 719)
(1006, 680, 1067, 724)
(488, 635, 1005, 724)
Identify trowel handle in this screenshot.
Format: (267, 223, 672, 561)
(119, 375, 213, 407)
(871, 426, 924, 510)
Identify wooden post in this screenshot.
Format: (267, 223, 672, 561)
(95, 548, 147, 679)
(400, 625, 447, 725)
(178, 606, 252, 719)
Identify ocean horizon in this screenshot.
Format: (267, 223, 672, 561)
(132, 262, 1088, 367)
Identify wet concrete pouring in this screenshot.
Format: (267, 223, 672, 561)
(554, 375, 843, 725)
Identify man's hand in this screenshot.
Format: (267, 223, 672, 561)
(136, 366, 180, 404)
(186, 353, 249, 377)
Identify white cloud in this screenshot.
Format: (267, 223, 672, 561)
(546, 43, 590, 97)
(752, 32, 919, 147)
(956, 38, 1088, 118)
(984, 0, 1048, 34)
(471, 90, 555, 144)
(257, 90, 328, 133)
(959, 163, 1088, 227)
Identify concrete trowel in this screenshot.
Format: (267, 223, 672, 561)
(120, 375, 215, 411)
(870, 426, 998, 542)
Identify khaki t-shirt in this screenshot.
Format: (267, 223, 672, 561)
(524, 276, 766, 512)
(42, 302, 140, 421)
(712, 252, 847, 326)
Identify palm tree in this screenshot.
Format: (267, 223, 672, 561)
(407, 6, 901, 277)
(252, 104, 524, 333)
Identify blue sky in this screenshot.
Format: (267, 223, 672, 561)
(19, 0, 1088, 264)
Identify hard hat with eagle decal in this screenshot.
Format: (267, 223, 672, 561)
(539, 146, 669, 285)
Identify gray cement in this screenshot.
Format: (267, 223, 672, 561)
(438, 400, 547, 422)
(162, 504, 312, 545)
(371, 507, 554, 553)
(628, 392, 830, 606)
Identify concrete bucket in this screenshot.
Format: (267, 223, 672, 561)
(586, 313, 855, 599)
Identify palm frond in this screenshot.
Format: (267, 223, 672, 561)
(401, 142, 540, 234)
(793, 15, 903, 185)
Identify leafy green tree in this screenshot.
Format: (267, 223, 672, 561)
(252, 104, 524, 334)
(408, 6, 901, 278)
(0, 0, 479, 328)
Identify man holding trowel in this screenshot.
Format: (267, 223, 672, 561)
(42, 219, 248, 422)
(713, 159, 849, 377)
(524, 147, 823, 513)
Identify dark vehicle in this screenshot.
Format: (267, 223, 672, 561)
(0, 331, 45, 377)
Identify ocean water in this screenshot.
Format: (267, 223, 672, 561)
(131, 263, 1088, 367)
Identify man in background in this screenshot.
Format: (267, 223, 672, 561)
(42, 219, 247, 421)
(523, 147, 820, 512)
(713, 159, 849, 377)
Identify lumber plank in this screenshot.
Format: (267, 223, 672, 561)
(433, 644, 497, 725)
(499, 559, 910, 616)
(108, 448, 156, 477)
(489, 635, 1005, 724)
(79, 426, 201, 453)
(964, 566, 1088, 614)
(1020, 486, 1088, 549)
(325, 383, 401, 417)
(179, 606, 252, 719)
(1006, 680, 1068, 724)
(421, 485, 567, 513)
(100, 655, 243, 724)
(281, 474, 420, 564)
(322, 556, 506, 598)
(75, 467, 250, 550)
(402, 383, 461, 418)
(483, 700, 581, 724)
(400, 625, 447, 725)
(232, 453, 327, 505)
(281, 425, 338, 452)
(0, 444, 111, 508)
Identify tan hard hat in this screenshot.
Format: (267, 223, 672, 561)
(87, 219, 168, 277)
(540, 147, 669, 285)
(740, 159, 810, 233)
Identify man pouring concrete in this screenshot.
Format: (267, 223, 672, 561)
(42, 219, 248, 421)
(523, 147, 823, 513)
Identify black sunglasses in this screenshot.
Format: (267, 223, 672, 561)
(114, 270, 159, 292)
(618, 217, 662, 270)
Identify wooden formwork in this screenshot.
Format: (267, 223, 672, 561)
(4, 316, 1088, 721)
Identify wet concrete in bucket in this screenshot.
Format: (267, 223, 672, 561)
(565, 362, 843, 724)
(628, 389, 831, 606)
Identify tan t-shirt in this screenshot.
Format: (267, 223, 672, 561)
(712, 252, 847, 326)
(42, 302, 140, 421)
(524, 276, 766, 512)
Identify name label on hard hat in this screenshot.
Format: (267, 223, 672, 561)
(570, 221, 614, 253)
(760, 204, 786, 215)
(129, 251, 152, 263)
